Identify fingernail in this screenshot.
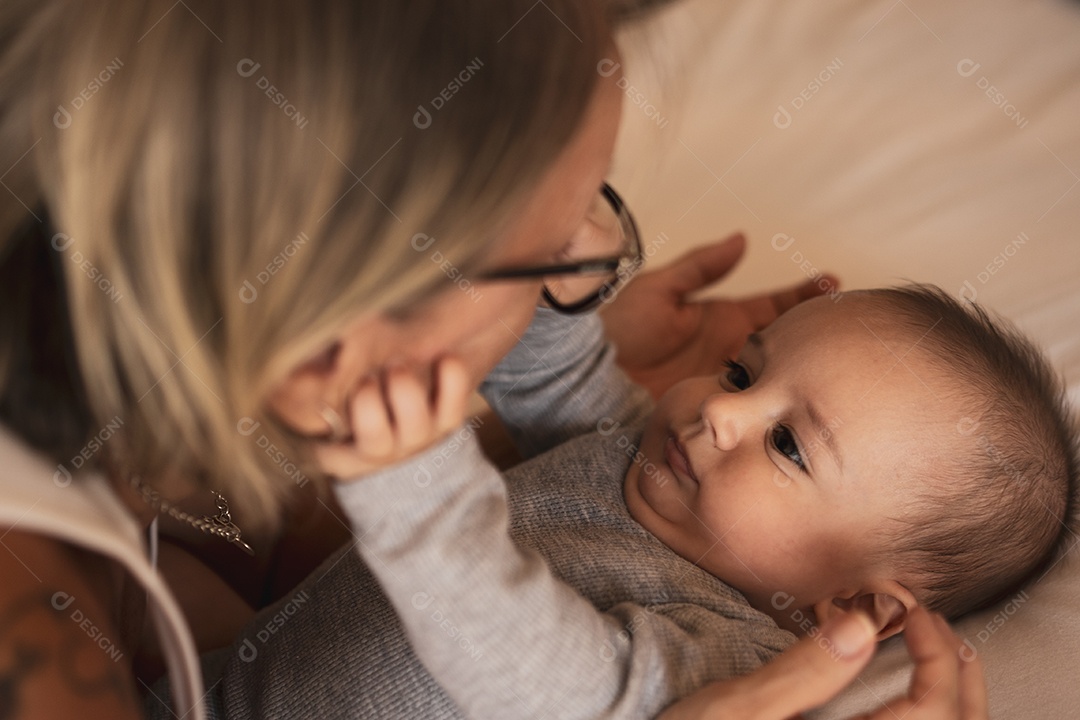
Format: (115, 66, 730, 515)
(824, 613, 876, 658)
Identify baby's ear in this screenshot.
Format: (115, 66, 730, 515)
(813, 582, 917, 641)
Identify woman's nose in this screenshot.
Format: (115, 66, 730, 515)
(700, 392, 746, 451)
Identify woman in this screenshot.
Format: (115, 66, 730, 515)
(0, 0, 984, 717)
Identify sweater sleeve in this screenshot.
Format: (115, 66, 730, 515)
(479, 308, 652, 459)
(334, 433, 776, 720)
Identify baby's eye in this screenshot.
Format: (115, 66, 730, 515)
(723, 360, 751, 390)
(772, 425, 806, 471)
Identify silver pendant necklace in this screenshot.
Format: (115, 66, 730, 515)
(130, 477, 255, 556)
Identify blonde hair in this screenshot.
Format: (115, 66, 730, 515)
(0, 0, 611, 526)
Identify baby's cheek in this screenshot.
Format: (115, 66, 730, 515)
(808, 526, 864, 578)
(699, 494, 789, 579)
(696, 532, 770, 594)
(771, 527, 855, 601)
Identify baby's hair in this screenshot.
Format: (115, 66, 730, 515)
(860, 284, 1078, 620)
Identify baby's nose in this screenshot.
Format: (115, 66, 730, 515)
(700, 393, 744, 451)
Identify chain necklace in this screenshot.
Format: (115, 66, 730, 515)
(130, 477, 255, 556)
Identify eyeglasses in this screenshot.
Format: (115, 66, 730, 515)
(478, 183, 644, 314)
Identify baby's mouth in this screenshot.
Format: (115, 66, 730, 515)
(664, 434, 699, 485)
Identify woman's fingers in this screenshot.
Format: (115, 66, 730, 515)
(858, 607, 987, 720)
(904, 609, 961, 712)
(930, 613, 988, 720)
(738, 275, 840, 331)
(658, 605, 988, 720)
(956, 636, 988, 720)
(659, 612, 877, 720)
(657, 233, 746, 297)
(738, 612, 878, 719)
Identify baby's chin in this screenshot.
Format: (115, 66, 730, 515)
(622, 460, 652, 528)
(621, 456, 686, 553)
(622, 436, 684, 521)
(622, 464, 813, 633)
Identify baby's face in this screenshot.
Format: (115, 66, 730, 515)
(624, 295, 953, 628)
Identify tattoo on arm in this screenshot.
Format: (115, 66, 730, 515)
(0, 643, 45, 719)
(0, 588, 137, 718)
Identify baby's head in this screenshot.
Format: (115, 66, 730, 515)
(624, 284, 1077, 639)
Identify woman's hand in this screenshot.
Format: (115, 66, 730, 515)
(314, 357, 471, 481)
(602, 234, 837, 399)
(849, 609, 988, 720)
(660, 607, 988, 720)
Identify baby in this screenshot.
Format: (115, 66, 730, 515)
(625, 284, 1076, 630)
(201, 285, 1076, 720)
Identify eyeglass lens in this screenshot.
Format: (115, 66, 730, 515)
(542, 189, 632, 307)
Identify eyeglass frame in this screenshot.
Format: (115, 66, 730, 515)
(477, 183, 644, 314)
